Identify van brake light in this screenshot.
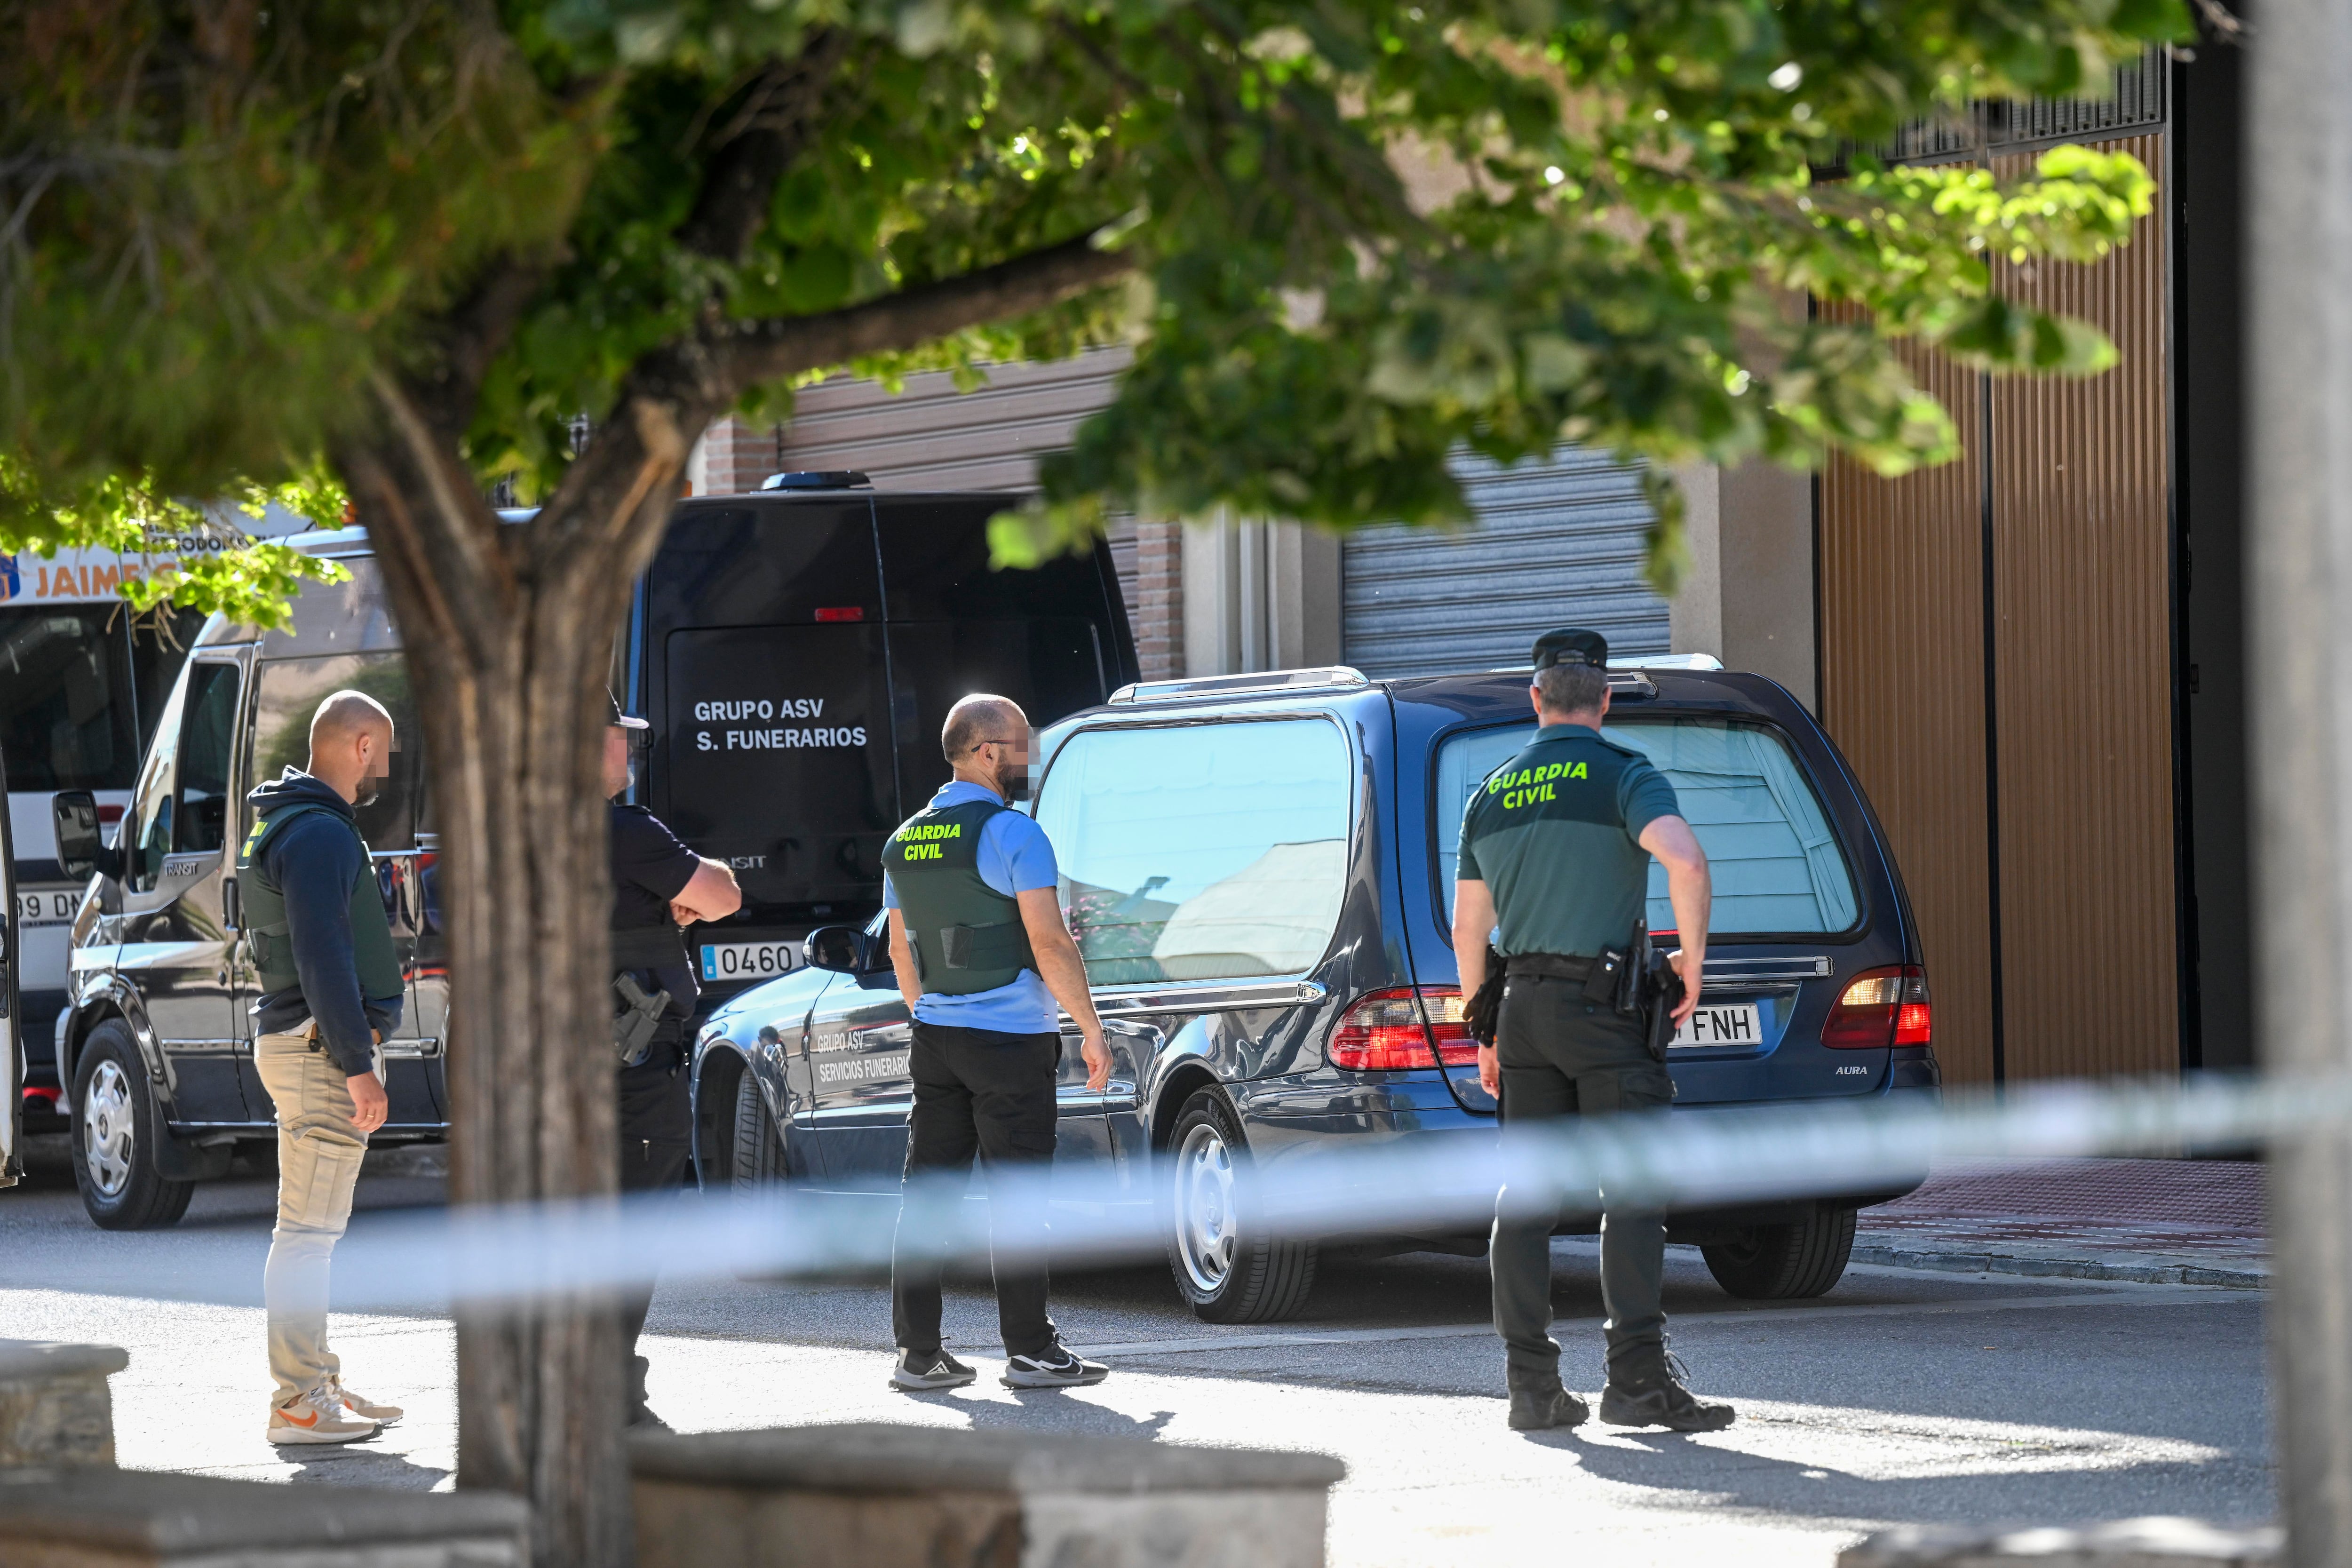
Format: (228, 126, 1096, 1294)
(1330, 987, 1480, 1071)
(1823, 965, 1931, 1049)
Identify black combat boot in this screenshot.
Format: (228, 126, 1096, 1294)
(1599, 1349, 1735, 1432)
(1506, 1371, 1590, 1432)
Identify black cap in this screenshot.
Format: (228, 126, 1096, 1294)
(1532, 628, 1609, 672)
(607, 689, 649, 730)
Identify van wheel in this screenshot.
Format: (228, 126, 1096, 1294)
(1163, 1089, 1315, 1323)
(71, 1022, 193, 1231)
(731, 1070, 790, 1190)
(1700, 1206, 1856, 1299)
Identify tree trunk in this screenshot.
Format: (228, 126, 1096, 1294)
(334, 383, 698, 1568)
(324, 217, 1117, 1563)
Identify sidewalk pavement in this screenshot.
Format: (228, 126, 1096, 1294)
(1853, 1158, 2266, 1288)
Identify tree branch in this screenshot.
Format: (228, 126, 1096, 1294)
(520, 229, 1130, 574)
(705, 230, 1136, 395)
(411, 257, 550, 445)
(334, 370, 517, 669)
(674, 32, 851, 265)
(405, 35, 852, 444)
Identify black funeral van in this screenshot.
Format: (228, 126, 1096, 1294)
(634, 487, 1135, 1003)
(50, 482, 1136, 1227)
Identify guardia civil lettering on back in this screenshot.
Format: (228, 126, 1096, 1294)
(1454, 628, 1736, 1438)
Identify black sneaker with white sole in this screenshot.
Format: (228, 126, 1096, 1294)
(890, 1348, 978, 1392)
(1002, 1341, 1109, 1389)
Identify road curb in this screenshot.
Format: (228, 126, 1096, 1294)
(1850, 1242, 2267, 1289)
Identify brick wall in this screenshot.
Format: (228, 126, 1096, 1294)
(688, 417, 779, 496)
(1131, 522, 1183, 681)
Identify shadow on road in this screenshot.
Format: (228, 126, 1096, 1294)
(281, 1443, 453, 1492)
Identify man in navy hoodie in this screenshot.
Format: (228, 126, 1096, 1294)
(239, 690, 407, 1446)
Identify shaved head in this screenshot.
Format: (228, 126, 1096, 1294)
(310, 690, 392, 754)
(941, 694, 1027, 763)
(304, 689, 394, 807)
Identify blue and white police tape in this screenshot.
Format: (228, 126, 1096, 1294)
(282, 1068, 2322, 1315)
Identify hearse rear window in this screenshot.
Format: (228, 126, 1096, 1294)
(1038, 719, 1351, 984)
(1436, 718, 1859, 935)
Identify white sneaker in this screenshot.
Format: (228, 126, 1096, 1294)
(329, 1375, 404, 1425)
(267, 1383, 379, 1445)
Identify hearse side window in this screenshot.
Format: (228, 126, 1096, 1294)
(1036, 720, 1351, 984)
(247, 653, 421, 852)
(1435, 718, 1859, 936)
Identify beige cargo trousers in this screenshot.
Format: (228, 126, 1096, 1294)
(255, 1028, 381, 1405)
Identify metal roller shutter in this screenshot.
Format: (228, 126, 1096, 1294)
(1341, 446, 1670, 680)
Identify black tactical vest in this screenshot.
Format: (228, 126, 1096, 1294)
(883, 797, 1036, 994)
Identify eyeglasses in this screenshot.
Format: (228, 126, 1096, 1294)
(969, 737, 1025, 752)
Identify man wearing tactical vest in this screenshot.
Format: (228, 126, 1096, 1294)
(240, 690, 406, 1446)
(603, 692, 740, 1428)
(1453, 629, 1735, 1435)
(882, 692, 1113, 1392)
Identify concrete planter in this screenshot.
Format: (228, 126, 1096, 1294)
(0, 1342, 127, 1467)
(0, 1465, 530, 1568)
(1840, 1519, 2282, 1568)
(630, 1423, 1346, 1568)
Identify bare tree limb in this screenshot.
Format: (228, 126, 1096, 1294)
(412, 257, 554, 445)
(335, 369, 517, 666)
(704, 230, 1136, 395)
(674, 32, 851, 265)
(405, 35, 851, 446)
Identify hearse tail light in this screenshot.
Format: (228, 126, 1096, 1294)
(1330, 987, 1480, 1071)
(1823, 965, 1931, 1050)
(1416, 988, 1481, 1066)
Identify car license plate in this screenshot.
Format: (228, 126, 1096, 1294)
(15, 886, 80, 927)
(699, 941, 799, 983)
(1673, 1002, 1764, 1049)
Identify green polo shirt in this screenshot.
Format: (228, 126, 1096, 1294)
(1456, 723, 1682, 959)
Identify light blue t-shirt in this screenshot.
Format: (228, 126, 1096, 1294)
(881, 780, 1062, 1035)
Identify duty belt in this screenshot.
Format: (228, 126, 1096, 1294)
(610, 926, 688, 971)
(1503, 952, 1599, 982)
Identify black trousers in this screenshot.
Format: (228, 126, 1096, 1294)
(890, 1022, 1060, 1360)
(616, 1055, 693, 1364)
(1490, 972, 1676, 1384)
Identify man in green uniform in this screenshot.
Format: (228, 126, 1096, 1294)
(1453, 628, 1735, 1434)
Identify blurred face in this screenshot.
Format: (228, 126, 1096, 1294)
(603, 726, 635, 798)
(972, 730, 1033, 802)
(352, 723, 392, 808)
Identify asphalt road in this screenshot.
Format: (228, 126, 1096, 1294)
(0, 1143, 2272, 1567)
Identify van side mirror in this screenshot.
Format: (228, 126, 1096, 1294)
(52, 792, 113, 883)
(803, 925, 871, 974)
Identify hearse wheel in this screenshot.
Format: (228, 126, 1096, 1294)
(1163, 1088, 1316, 1323)
(1700, 1205, 1857, 1299)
